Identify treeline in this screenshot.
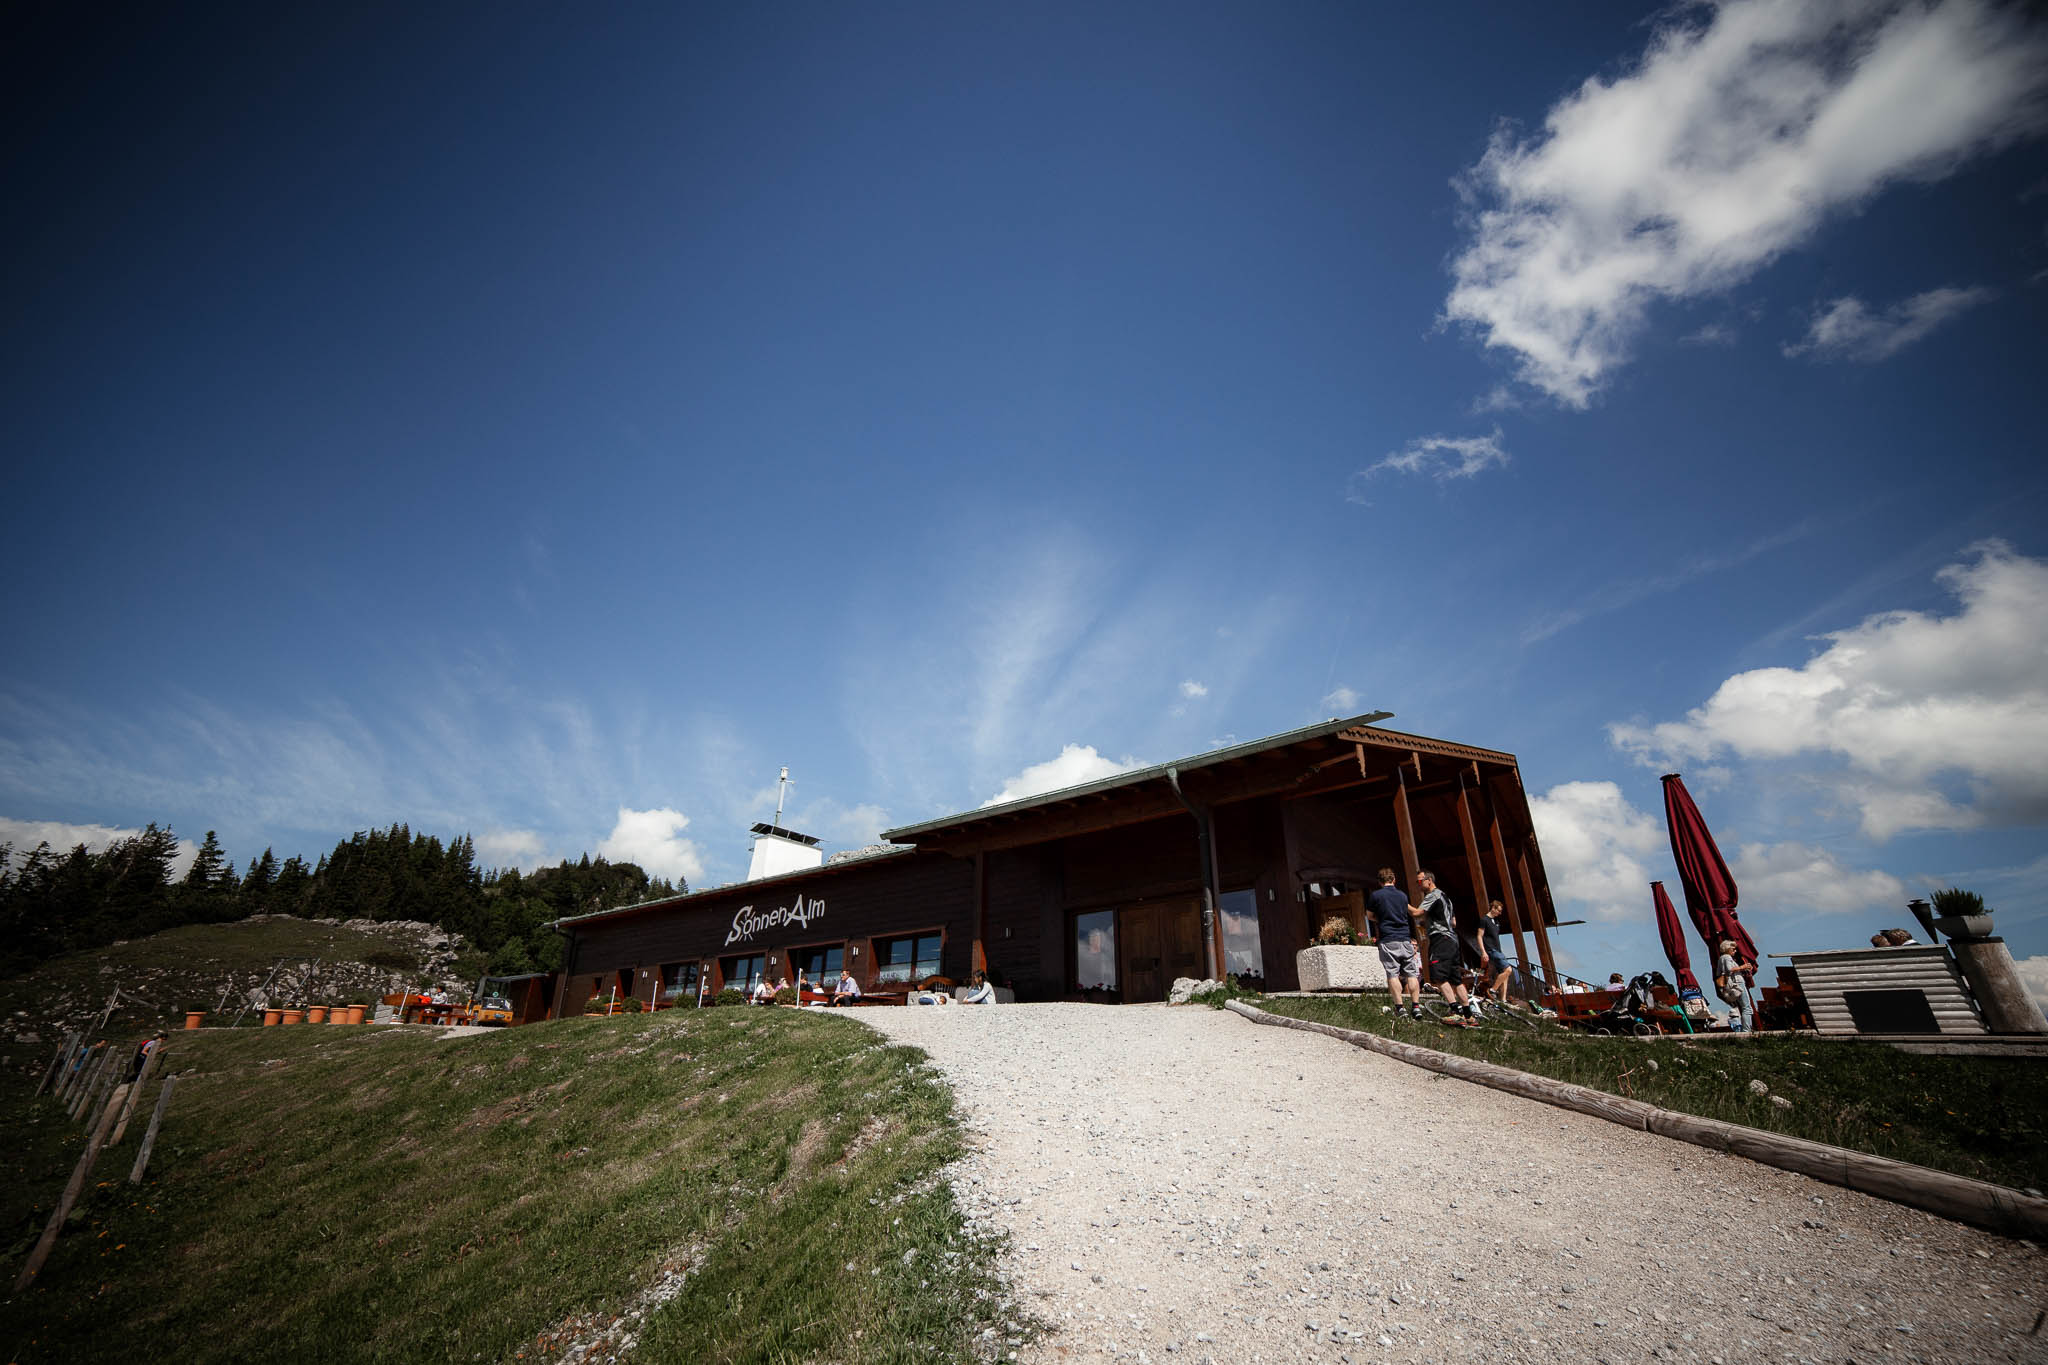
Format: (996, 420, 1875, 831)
(0, 823, 684, 980)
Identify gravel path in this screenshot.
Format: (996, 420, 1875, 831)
(857, 1003, 2046, 1365)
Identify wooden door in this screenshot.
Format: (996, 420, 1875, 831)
(1119, 906, 1164, 1003)
(1163, 901, 1205, 984)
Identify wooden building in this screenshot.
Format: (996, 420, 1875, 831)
(548, 714, 1562, 1011)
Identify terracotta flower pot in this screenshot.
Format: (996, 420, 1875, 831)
(347, 1005, 366, 1025)
(184, 1010, 205, 1030)
(281, 1009, 304, 1026)
(262, 1008, 282, 1027)
(306, 1006, 329, 1023)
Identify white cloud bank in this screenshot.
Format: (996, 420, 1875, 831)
(1528, 780, 1665, 923)
(1730, 840, 1907, 914)
(1613, 542, 2048, 839)
(0, 816, 200, 880)
(1784, 286, 1995, 361)
(1445, 0, 2048, 406)
(475, 828, 548, 871)
(982, 745, 1142, 808)
(595, 807, 705, 885)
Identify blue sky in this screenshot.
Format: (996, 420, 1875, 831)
(4, 1, 2045, 992)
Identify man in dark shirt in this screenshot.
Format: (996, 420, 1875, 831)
(1367, 867, 1422, 1018)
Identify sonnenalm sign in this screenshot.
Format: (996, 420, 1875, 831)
(724, 895, 826, 946)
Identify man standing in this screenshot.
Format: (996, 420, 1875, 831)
(1419, 870, 1479, 1025)
(1367, 868, 1422, 1018)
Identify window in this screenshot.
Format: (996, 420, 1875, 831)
(874, 932, 943, 984)
(721, 954, 765, 994)
(791, 944, 842, 984)
(660, 961, 701, 1004)
(1218, 889, 1265, 990)
(1074, 910, 1117, 993)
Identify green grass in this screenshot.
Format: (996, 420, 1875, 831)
(0, 1012, 1030, 1364)
(1256, 995, 2048, 1193)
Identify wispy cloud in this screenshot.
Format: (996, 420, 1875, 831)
(1680, 323, 1738, 347)
(1320, 686, 1361, 713)
(1444, 0, 2048, 406)
(1783, 286, 1995, 362)
(1179, 679, 1209, 699)
(1521, 519, 1818, 644)
(1349, 429, 1508, 499)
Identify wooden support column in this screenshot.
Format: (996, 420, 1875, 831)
(1392, 766, 1425, 983)
(1482, 789, 1532, 980)
(971, 850, 989, 976)
(1515, 844, 1558, 985)
(1454, 769, 1493, 948)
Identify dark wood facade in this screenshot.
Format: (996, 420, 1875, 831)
(549, 717, 1562, 1012)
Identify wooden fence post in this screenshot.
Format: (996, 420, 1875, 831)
(14, 1082, 131, 1294)
(35, 1032, 79, 1098)
(68, 1046, 109, 1120)
(56, 1040, 95, 1104)
(80, 1047, 120, 1126)
(111, 1047, 164, 1145)
(85, 1059, 127, 1134)
(128, 1075, 179, 1186)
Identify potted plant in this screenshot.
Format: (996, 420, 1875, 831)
(1296, 916, 1385, 992)
(1929, 887, 1993, 940)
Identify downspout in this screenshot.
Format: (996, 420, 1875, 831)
(1166, 767, 1221, 981)
(546, 922, 576, 1021)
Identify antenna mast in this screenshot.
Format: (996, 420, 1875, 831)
(773, 766, 790, 830)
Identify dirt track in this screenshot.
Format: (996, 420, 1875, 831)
(858, 1002, 2047, 1365)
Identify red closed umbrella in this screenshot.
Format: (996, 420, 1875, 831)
(1649, 881, 1702, 994)
(1661, 773, 1758, 967)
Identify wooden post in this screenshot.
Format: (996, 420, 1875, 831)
(112, 1046, 164, 1145)
(1454, 770, 1493, 954)
(1482, 789, 1533, 986)
(15, 1082, 131, 1294)
(1391, 766, 1424, 984)
(129, 1074, 178, 1185)
(36, 1032, 80, 1098)
(1515, 843, 1558, 986)
(56, 1040, 95, 1104)
(68, 1045, 109, 1120)
(85, 1055, 128, 1134)
(971, 850, 989, 976)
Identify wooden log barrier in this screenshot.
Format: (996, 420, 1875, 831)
(56, 1041, 97, 1105)
(84, 1059, 126, 1135)
(14, 1082, 130, 1294)
(68, 1046, 110, 1121)
(1224, 999, 2048, 1240)
(128, 1074, 179, 1186)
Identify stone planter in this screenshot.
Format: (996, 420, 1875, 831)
(1296, 944, 1387, 993)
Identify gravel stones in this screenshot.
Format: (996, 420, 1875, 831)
(857, 1003, 2045, 1364)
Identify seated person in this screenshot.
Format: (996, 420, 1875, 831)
(1606, 972, 1626, 994)
(959, 970, 997, 1005)
(830, 968, 862, 1006)
(750, 977, 776, 1004)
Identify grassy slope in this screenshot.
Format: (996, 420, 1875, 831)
(1, 1011, 1026, 1365)
(1255, 996, 2048, 1193)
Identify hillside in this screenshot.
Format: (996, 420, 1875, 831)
(0, 916, 484, 1060)
(0, 1009, 1028, 1364)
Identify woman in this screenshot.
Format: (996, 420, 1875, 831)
(1714, 938, 1755, 1032)
(960, 970, 996, 1005)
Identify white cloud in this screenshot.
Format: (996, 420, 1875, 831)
(595, 806, 705, 886)
(0, 816, 200, 880)
(1612, 542, 2048, 839)
(1527, 780, 1665, 923)
(1681, 322, 1739, 346)
(475, 828, 547, 870)
(1730, 841, 1908, 914)
(2013, 955, 2048, 1009)
(1783, 285, 1995, 361)
(1179, 680, 1209, 699)
(1321, 686, 1361, 713)
(1354, 429, 1509, 490)
(1445, 0, 2048, 406)
(982, 744, 1143, 808)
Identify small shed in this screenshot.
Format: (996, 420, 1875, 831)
(1785, 945, 1985, 1036)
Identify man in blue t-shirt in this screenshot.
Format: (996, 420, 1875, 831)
(1366, 867, 1423, 1017)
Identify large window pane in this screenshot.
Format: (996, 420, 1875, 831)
(661, 961, 701, 1003)
(794, 945, 842, 983)
(875, 932, 942, 983)
(721, 954, 764, 993)
(1218, 889, 1265, 989)
(1074, 910, 1117, 993)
